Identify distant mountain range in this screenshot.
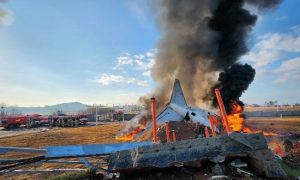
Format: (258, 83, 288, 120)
(5, 102, 89, 115)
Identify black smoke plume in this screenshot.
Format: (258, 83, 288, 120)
(125, 0, 282, 131)
(212, 64, 255, 113)
(208, 0, 257, 69)
(208, 0, 280, 112)
(150, 0, 282, 109)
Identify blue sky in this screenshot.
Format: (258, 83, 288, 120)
(0, 0, 299, 106)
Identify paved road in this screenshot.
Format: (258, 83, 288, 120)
(0, 126, 49, 138)
(0, 122, 116, 139)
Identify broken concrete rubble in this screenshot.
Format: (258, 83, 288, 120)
(211, 164, 224, 176)
(108, 133, 286, 179)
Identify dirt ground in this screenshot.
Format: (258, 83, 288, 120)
(245, 116, 300, 134)
(0, 117, 299, 179)
(0, 127, 47, 139)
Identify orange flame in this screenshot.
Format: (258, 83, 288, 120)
(268, 139, 286, 157)
(262, 131, 278, 136)
(227, 101, 278, 136)
(115, 125, 145, 141)
(227, 101, 245, 132)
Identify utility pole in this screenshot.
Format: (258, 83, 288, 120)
(122, 109, 125, 122)
(95, 105, 98, 126)
(0, 105, 4, 118)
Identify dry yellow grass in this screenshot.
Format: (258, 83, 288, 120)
(0, 123, 122, 148)
(246, 116, 300, 134)
(0, 122, 123, 180)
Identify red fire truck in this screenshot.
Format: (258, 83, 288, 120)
(26, 113, 88, 128)
(0, 115, 28, 128)
(48, 113, 88, 127)
(1, 113, 88, 129)
(25, 114, 50, 128)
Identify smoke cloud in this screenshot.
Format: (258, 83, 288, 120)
(151, 0, 218, 109)
(126, 0, 282, 131)
(148, 0, 281, 110)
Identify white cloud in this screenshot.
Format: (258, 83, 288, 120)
(142, 70, 150, 76)
(244, 30, 300, 69)
(95, 49, 156, 87)
(124, 0, 152, 25)
(114, 49, 156, 74)
(256, 33, 300, 52)
(134, 54, 145, 59)
(291, 25, 300, 33)
(146, 51, 154, 57)
(243, 28, 300, 81)
(95, 74, 148, 86)
(275, 16, 288, 21)
(244, 50, 280, 68)
(117, 56, 133, 65)
(274, 57, 300, 83)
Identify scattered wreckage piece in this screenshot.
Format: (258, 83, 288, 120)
(0, 141, 152, 174)
(44, 141, 152, 158)
(229, 159, 254, 178)
(0, 142, 152, 159)
(108, 133, 286, 179)
(0, 147, 46, 155)
(2, 168, 86, 175)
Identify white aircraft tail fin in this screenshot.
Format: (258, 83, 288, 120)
(170, 79, 187, 106)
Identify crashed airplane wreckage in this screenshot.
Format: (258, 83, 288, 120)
(0, 133, 287, 179)
(0, 79, 287, 179)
